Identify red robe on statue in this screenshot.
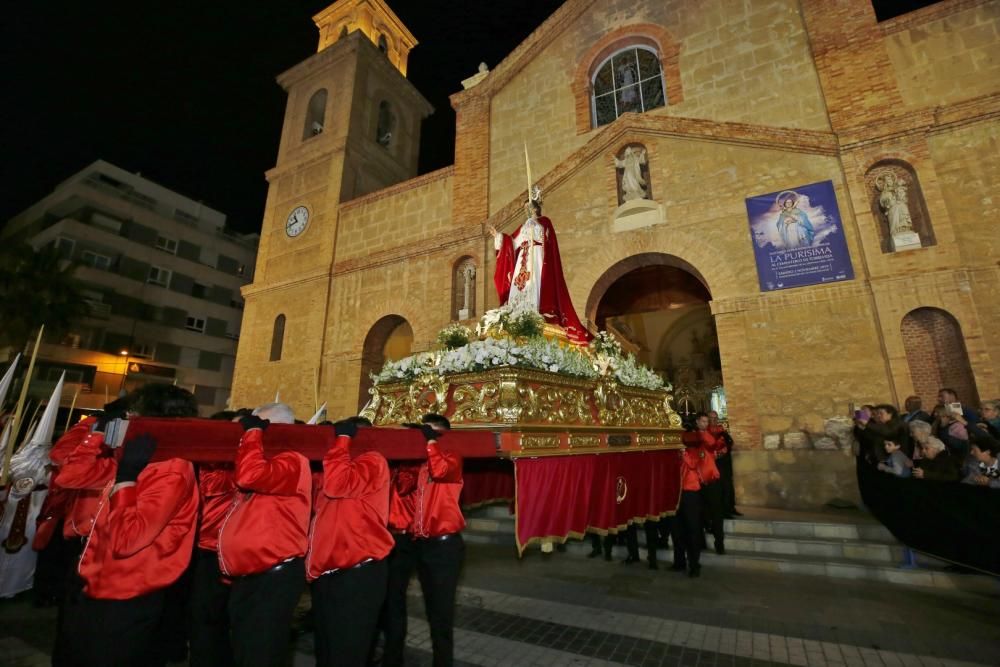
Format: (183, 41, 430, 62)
(493, 215, 592, 344)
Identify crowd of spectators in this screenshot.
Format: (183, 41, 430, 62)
(855, 389, 1000, 489)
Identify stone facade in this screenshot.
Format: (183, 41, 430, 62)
(232, 0, 1000, 510)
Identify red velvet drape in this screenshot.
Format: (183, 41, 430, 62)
(460, 459, 515, 509)
(513, 450, 682, 554)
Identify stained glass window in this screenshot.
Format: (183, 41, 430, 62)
(591, 46, 666, 128)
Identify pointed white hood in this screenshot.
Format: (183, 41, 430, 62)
(10, 373, 63, 483)
(0, 353, 20, 411)
(307, 402, 327, 425)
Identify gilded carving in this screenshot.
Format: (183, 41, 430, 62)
(569, 434, 602, 449)
(637, 434, 662, 446)
(451, 382, 500, 423)
(520, 434, 561, 450)
(367, 366, 681, 429)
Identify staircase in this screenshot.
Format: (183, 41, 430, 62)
(463, 505, 997, 592)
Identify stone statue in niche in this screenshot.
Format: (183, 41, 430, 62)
(458, 262, 476, 320)
(613, 146, 648, 202)
(873, 169, 921, 252)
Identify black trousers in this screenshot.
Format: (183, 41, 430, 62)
(588, 533, 614, 557)
(383, 533, 465, 667)
(64, 589, 167, 667)
(52, 537, 85, 667)
(672, 490, 703, 571)
(228, 557, 305, 667)
(702, 481, 725, 549)
(717, 452, 737, 513)
(189, 548, 234, 667)
(312, 558, 388, 667)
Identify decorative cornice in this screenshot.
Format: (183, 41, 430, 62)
(837, 92, 1000, 150)
(339, 166, 454, 210)
(331, 225, 481, 277)
(241, 268, 331, 299)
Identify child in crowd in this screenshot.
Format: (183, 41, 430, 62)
(877, 440, 911, 478)
(962, 439, 1000, 489)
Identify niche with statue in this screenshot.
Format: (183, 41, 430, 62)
(864, 160, 936, 253)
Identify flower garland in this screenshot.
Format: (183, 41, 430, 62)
(373, 311, 668, 391)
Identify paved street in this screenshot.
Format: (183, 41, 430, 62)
(2, 541, 998, 667)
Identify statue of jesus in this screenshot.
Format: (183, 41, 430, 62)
(488, 197, 592, 344)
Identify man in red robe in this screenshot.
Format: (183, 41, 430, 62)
(489, 199, 592, 344)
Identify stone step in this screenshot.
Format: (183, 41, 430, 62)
(460, 506, 994, 590)
(724, 517, 895, 543)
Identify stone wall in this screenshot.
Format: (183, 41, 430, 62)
(883, 0, 1000, 110)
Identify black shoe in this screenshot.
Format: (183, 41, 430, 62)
(556, 543, 567, 552)
(623, 554, 640, 565)
(587, 549, 601, 559)
(648, 560, 659, 570)
(688, 566, 701, 578)
(715, 542, 726, 556)
(670, 562, 686, 571)
(731, 510, 743, 516)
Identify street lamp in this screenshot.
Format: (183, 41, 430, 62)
(118, 349, 129, 394)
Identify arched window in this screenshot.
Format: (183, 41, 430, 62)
(303, 89, 328, 140)
(378, 34, 388, 53)
(592, 46, 665, 128)
(270, 314, 286, 362)
(376, 100, 395, 148)
(452, 257, 477, 320)
(901, 308, 979, 407)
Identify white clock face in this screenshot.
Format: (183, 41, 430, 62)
(286, 206, 309, 237)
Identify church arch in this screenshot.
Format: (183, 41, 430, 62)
(303, 88, 328, 140)
(357, 314, 413, 411)
(572, 24, 682, 134)
(269, 314, 286, 362)
(451, 256, 477, 321)
(864, 159, 935, 252)
(586, 254, 718, 418)
(900, 307, 978, 408)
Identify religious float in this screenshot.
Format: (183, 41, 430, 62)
(88, 153, 685, 555)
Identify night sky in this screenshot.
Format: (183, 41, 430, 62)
(2, 0, 936, 235)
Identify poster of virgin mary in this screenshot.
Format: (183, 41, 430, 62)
(745, 180, 854, 292)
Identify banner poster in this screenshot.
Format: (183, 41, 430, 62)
(745, 180, 854, 292)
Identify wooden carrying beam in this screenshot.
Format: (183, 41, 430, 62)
(124, 418, 500, 462)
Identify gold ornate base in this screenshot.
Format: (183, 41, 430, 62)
(359, 366, 683, 456)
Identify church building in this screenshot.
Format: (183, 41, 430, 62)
(231, 0, 1000, 509)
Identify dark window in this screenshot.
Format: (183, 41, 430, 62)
(270, 314, 286, 361)
(304, 89, 328, 139)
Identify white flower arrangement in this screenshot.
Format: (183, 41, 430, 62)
(475, 303, 544, 340)
(374, 306, 667, 390)
(436, 322, 473, 350)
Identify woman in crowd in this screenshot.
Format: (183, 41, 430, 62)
(911, 435, 960, 482)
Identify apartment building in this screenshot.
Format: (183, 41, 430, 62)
(1, 160, 258, 416)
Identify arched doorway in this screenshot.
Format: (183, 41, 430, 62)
(358, 315, 413, 411)
(587, 254, 720, 419)
(901, 307, 979, 407)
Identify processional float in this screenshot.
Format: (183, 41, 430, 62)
(116, 148, 686, 554)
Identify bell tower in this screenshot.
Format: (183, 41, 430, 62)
(231, 0, 432, 412)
